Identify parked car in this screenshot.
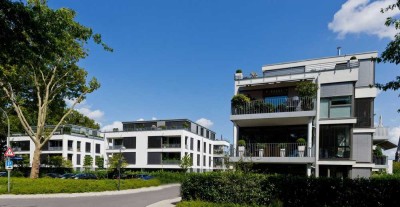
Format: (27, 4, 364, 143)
(137, 174, 154, 180)
(0, 172, 7, 177)
(45, 173, 62, 178)
(74, 173, 97, 180)
(61, 173, 76, 179)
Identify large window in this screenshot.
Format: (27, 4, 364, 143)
(320, 96, 352, 119)
(355, 98, 373, 128)
(319, 125, 351, 159)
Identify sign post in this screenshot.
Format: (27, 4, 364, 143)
(4, 147, 14, 193)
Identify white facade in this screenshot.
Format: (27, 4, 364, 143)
(10, 125, 105, 170)
(231, 51, 380, 178)
(104, 119, 230, 172)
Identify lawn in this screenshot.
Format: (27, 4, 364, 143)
(0, 177, 161, 194)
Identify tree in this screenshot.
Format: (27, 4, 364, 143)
(0, 0, 111, 178)
(179, 154, 193, 172)
(63, 110, 100, 129)
(107, 154, 127, 171)
(95, 156, 104, 169)
(62, 158, 73, 169)
(84, 155, 93, 171)
(375, 1, 400, 111)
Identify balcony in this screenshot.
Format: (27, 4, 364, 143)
(108, 145, 124, 150)
(162, 159, 180, 165)
(373, 155, 388, 166)
(44, 146, 63, 151)
(213, 148, 224, 155)
(162, 143, 181, 148)
(231, 143, 315, 164)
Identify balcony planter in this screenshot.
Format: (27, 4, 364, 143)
(235, 69, 243, 80)
(257, 143, 265, 157)
(231, 94, 250, 114)
(348, 56, 358, 67)
(295, 81, 318, 111)
(238, 140, 246, 157)
(278, 143, 286, 157)
(297, 138, 306, 157)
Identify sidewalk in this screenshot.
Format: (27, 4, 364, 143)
(0, 184, 180, 199)
(147, 197, 181, 207)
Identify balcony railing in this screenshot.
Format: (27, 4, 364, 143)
(162, 143, 181, 148)
(45, 146, 63, 151)
(373, 155, 388, 166)
(162, 160, 180, 165)
(213, 148, 224, 155)
(235, 143, 314, 157)
(231, 97, 315, 115)
(108, 145, 124, 150)
(67, 147, 73, 151)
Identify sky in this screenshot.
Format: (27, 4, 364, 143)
(48, 0, 399, 157)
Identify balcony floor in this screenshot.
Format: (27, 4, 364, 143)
(230, 156, 315, 164)
(231, 111, 315, 127)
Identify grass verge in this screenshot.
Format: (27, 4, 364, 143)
(177, 201, 283, 207)
(0, 177, 161, 194)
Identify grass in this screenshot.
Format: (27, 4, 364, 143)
(177, 201, 283, 207)
(0, 177, 161, 194)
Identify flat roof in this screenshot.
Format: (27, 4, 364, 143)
(122, 118, 216, 133)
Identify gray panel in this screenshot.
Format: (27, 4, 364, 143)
(148, 152, 161, 164)
(321, 82, 354, 97)
(148, 136, 162, 148)
(123, 152, 136, 164)
(264, 66, 305, 77)
(123, 137, 136, 149)
(351, 168, 371, 178)
(352, 133, 372, 162)
(356, 60, 375, 87)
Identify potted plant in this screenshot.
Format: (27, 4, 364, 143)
(295, 81, 318, 110)
(231, 94, 250, 114)
(182, 122, 190, 129)
(238, 139, 246, 157)
(257, 143, 265, 157)
(235, 69, 243, 80)
(296, 138, 306, 157)
(278, 143, 287, 157)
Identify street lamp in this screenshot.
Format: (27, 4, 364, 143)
(117, 146, 126, 191)
(0, 107, 11, 193)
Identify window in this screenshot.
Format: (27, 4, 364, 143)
(77, 141, 81, 152)
(203, 155, 206, 166)
(355, 98, 373, 128)
(190, 138, 194, 150)
(320, 96, 352, 118)
(68, 140, 73, 151)
(190, 153, 193, 165)
(85, 143, 91, 153)
(319, 125, 351, 159)
(77, 154, 81, 165)
(209, 144, 212, 154)
(95, 144, 101, 154)
(197, 140, 200, 152)
(197, 154, 200, 166)
(209, 157, 212, 167)
(200, 128, 204, 136)
(204, 142, 206, 153)
(123, 152, 136, 164)
(123, 137, 136, 149)
(148, 136, 162, 148)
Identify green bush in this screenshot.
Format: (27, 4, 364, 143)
(393, 162, 400, 174)
(181, 172, 400, 207)
(0, 177, 160, 194)
(236, 69, 242, 73)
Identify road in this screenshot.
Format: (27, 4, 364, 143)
(0, 185, 180, 207)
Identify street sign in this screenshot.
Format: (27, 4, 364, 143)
(5, 159, 13, 170)
(4, 147, 15, 157)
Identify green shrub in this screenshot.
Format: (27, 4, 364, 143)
(236, 69, 242, 73)
(238, 140, 246, 147)
(393, 162, 400, 174)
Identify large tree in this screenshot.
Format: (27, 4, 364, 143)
(0, 0, 111, 178)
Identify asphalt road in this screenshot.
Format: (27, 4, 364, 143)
(0, 185, 180, 207)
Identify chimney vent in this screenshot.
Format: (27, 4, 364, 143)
(337, 47, 341, 56)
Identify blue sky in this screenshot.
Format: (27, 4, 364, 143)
(49, 0, 399, 151)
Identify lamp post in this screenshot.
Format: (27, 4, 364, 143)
(117, 146, 126, 191)
(0, 107, 10, 193)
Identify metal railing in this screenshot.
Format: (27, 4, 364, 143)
(232, 97, 315, 115)
(46, 146, 63, 151)
(236, 143, 314, 157)
(108, 145, 124, 150)
(67, 147, 73, 151)
(373, 155, 388, 165)
(213, 148, 224, 154)
(162, 143, 181, 148)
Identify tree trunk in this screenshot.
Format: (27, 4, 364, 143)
(30, 146, 41, 178)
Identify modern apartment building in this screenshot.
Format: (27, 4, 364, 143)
(104, 119, 230, 172)
(10, 125, 105, 170)
(230, 51, 379, 178)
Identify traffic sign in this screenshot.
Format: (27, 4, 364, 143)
(4, 147, 15, 157)
(5, 159, 13, 170)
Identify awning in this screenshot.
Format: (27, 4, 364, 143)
(376, 141, 397, 150)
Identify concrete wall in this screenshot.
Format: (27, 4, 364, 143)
(352, 133, 372, 163)
(351, 167, 371, 178)
(320, 82, 354, 97)
(356, 59, 374, 87)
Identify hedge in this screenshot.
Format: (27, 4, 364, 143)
(181, 172, 400, 207)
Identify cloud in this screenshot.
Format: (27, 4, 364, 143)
(65, 99, 105, 124)
(328, 0, 400, 39)
(151, 117, 157, 120)
(137, 118, 144, 121)
(383, 125, 400, 159)
(196, 118, 214, 128)
(101, 121, 123, 132)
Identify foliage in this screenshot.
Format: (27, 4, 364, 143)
(296, 138, 306, 145)
(95, 156, 104, 169)
(183, 122, 190, 129)
(231, 94, 250, 108)
(62, 158, 73, 168)
(63, 110, 100, 129)
(234, 158, 254, 173)
(373, 146, 383, 157)
(0, 0, 111, 178)
(181, 172, 400, 207)
(238, 140, 246, 147)
(393, 162, 400, 174)
(277, 143, 287, 149)
(180, 154, 193, 172)
(41, 155, 63, 168)
(236, 69, 243, 73)
(83, 155, 93, 170)
(107, 153, 128, 170)
(295, 81, 318, 98)
(0, 177, 160, 194)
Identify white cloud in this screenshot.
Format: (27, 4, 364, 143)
(151, 117, 157, 120)
(137, 118, 144, 121)
(196, 118, 214, 128)
(101, 121, 123, 132)
(65, 99, 105, 124)
(383, 125, 400, 159)
(328, 0, 400, 39)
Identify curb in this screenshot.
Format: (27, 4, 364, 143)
(0, 184, 181, 199)
(147, 197, 181, 207)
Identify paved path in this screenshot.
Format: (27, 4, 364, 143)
(0, 184, 180, 207)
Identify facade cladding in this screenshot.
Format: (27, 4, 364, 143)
(231, 51, 383, 178)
